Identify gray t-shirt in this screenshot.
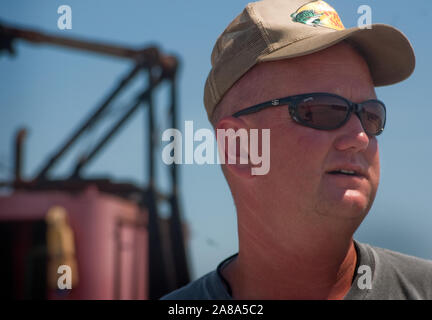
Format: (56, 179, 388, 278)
(161, 241, 432, 300)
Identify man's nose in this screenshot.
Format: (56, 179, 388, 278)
(333, 113, 370, 152)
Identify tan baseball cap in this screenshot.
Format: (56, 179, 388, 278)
(204, 0, 415, 120)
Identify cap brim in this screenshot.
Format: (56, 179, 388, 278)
(259, 24, 415, 87)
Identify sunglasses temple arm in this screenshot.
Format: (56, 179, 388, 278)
(232, 99, 292, 118)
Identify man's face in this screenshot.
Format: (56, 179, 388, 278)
(228, 43, 380, 232)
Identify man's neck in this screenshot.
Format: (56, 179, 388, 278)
(222, 229, 358, 300)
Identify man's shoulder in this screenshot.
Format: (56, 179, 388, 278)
(357, 241, 432, 299)
(369, 243, 432, 274)
(160, 270, 231, 300)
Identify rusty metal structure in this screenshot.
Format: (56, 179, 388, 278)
(0, 22, 190, 299)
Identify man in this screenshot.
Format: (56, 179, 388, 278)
(162, 0, 432, 299)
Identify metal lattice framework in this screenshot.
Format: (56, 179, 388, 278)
(0, 22, 190, 299)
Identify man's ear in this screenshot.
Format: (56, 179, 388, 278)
(215, 116, 253, 179)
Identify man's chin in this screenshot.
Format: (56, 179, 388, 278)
(317, 189, 371, 220)
(341, 190, 371, 216)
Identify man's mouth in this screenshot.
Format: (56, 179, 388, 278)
(326, 167, 368, 179)
(328, 169, 358, 176)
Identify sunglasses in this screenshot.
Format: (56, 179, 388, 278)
(232, 92, 386, 136)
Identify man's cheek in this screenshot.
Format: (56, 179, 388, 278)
(294, 130, 326, 154)
(368, 143, 380, 191)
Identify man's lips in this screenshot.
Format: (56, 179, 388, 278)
(325, 164, 369, 179)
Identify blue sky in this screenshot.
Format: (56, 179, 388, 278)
(1, 0, 431, 280)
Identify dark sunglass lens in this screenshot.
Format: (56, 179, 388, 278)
(296, 96, 349, 129)
(360, 101, 386, 135)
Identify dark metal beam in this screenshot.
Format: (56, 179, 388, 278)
(167, 69, 190, 287)
(14, 128, 27, 182)
(0, 23, 159, 63)
(146, 67, 169, 299)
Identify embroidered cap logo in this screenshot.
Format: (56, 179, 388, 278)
(291, 0, 345, 31)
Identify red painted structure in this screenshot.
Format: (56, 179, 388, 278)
(0, 186, 148, 299)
